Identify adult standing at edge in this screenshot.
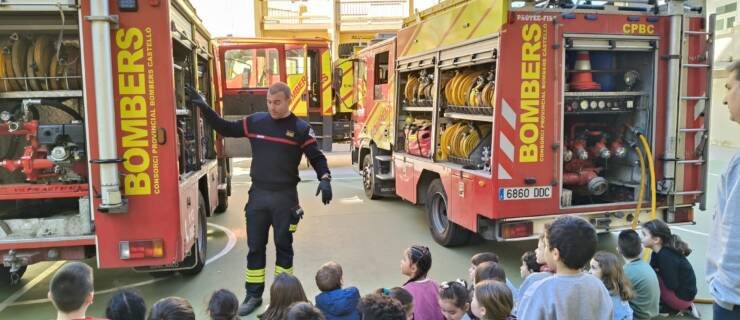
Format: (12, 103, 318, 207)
(186, 82, 332, 316)
(706, 61, 740, 319)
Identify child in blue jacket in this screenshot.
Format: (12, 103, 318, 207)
(315, 261, 361, 320)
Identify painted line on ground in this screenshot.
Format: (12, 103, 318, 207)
(0, 260, 66, 313)
(6, 223, 237, 308)
(672, 226, 709, 237)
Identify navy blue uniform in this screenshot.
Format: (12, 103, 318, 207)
(199, 106, 329, 298)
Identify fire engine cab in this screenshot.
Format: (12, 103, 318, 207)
(349, 0, 713, 245)
(0, 0, 231, 284)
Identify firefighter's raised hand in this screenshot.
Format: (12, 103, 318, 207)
(185, 85, 208, 108)
(315, 179, 332, 205)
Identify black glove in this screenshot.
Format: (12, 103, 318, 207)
(184, 85, 208, 108)
(315, 179, 332, 205)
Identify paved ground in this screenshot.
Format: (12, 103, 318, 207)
(0, 145, 731, 320)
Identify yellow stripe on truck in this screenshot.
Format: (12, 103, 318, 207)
(321, 50, 333, 115)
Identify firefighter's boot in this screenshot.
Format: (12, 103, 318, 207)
(238, 296, 263, 316)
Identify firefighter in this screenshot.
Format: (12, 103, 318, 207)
(186, 82, 332, 316)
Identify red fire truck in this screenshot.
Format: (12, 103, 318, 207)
(0, 0, 231, 284)
(349, 0, 713, 245)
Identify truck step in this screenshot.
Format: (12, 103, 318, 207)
(676, 159, 705, 165)
(682, 63, 710, 69)
(681, 96, 709, 100)
(376, 173, 395, 180)
(374, 155, 392, 162)
(670, 190, 704, 196)
(678, 128, 707, 133)
(684, 30, 711, 36)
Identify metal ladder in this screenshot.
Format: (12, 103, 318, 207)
(669, 14, 715, 212)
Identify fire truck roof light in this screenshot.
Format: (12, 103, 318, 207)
(119, 239, 164, 260)
(501, 221, 534, 239)
(647, 16, 659, 23)
(628, 16, 641, 22)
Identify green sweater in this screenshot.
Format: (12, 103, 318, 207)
(624, 259, 660, 319)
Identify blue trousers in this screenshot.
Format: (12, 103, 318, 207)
(244, 187, 301, 298)
(714, 303, 740, 320)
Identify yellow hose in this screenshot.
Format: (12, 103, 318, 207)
(632, 147, 646, 230)
(638, 134, 657, 220)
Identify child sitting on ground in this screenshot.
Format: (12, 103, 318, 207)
(314, 261, 361, 320)
(515, 235, 553, 304)
(207, 289, 240, 320)
(261, 273, 310, 320)
(359, 293, 407, 320)
(148, 297, 195, 320)
(401, 245, 444, 320)
(439, 279, 471, 320)
(376, 287, 414, 320)
(618, 229, 659, 320)
(470, 280, 515, 320)
(106, 289, 147, 320)
(519, 251, 540, 280)
(474, 262, 506, 284)
(468, 252, 518, 296)
(288, 302, 326, 320)
(642, 219, 699, 317)
(517, 216, 613, 320)
(590, 251, 635, 320)
(48, 262, 105, 320)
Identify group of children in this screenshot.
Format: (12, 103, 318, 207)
(47, 216, 699, 320)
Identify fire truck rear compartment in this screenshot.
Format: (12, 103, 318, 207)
(0, 9, 91, 240)
(561, 39, 656, 208)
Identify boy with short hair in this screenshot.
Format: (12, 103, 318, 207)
(468, 252, 518, 296)
(519, 250, 540, 280)
(517, 216, 613, 320)
(618, 229, 660, 319)
(314, 261, 361, 320)
(48, 262, 104, 320)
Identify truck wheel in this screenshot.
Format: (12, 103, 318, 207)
(362, 153, 380, 200)
(216, 188, 231, 213)
(215, 165, 231, 213)
(0, 265, 26, 286)
(215, 191, 228, 213)
(181, 193, 208, 275)
(425, 179, 470, 247)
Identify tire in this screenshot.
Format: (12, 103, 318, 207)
(362, 153, 380, 200)
(215, 163, 231, 213)
(0, 264, 26, 287)
(181, 193, 208, 275)
(215, 190, 228, 213)
(425, 179, 470, 247)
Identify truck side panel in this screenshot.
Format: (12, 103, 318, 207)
(83, 1, 184, 268)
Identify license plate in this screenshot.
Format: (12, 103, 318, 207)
(499, 186, 552, 201)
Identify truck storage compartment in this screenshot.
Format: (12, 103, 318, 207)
(395, 59, 435, 159)
(435, 41, 497, 172)
(560, 37, 656, 208)
(0, 7, 91, 240)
